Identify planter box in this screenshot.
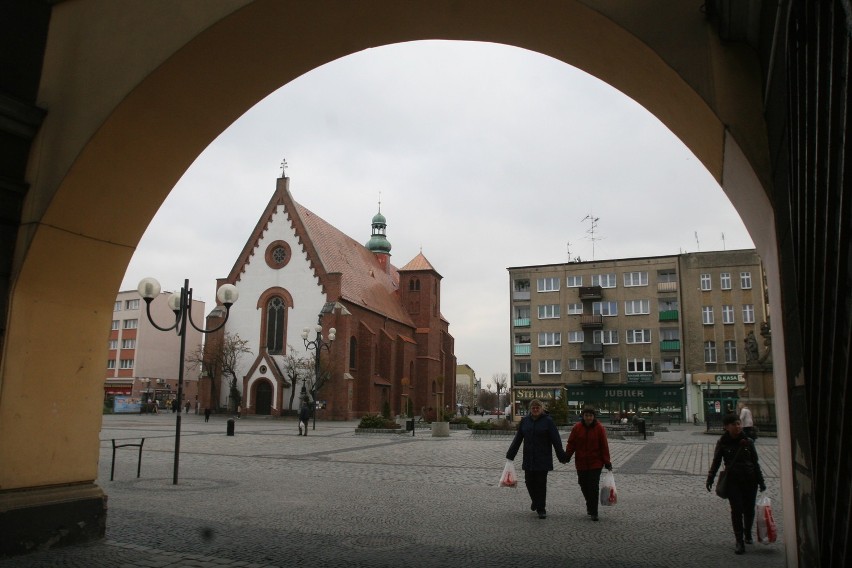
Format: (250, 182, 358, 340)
(431, 422, 450, 437)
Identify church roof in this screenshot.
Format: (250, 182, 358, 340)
(399, 252, 441, 276)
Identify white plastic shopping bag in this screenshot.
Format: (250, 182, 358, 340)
(499, 460, 518, 488)
(599, 469, 617, 506)
(756, 495, 777, 544)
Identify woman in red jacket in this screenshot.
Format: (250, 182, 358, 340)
(565, 406, 612, 521)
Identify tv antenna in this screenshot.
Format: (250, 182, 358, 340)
(581, 214, 603, 260)
(721, 232, 726, 250)
(694, 231, 700, 252)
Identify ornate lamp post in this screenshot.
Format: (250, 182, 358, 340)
(301, 314, 335, 431)
(137, 277, 238, 484)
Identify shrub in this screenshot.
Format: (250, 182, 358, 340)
(382, 401, 391, 419)
(471, 421, 492, 430)
(449, 415, 474, 427)
(357, 414, 399, 429)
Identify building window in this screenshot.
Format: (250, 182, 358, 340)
(625, 299, 650, 315)
(539, 359, 562, 374)
(125, 299, 140, 310)
(659, 299, 678, 311)
(566, 303, 583, 315)
(702, 306, 714, 325)
(266, 297, 286, 353)
(658, 270, 677, 283)
(740, 272, 752, 289)
(349, 337, 357, 369)
(108, 339, 118, 349)
(704, 341, 717, 363)
(593, 330, 619, 344)
(538, 304, 560, 319)
(594, 358, 620, 373)
(566, 275, 583, 287)
(662, 357, 680, 371)
(626, 329, 651, 343)
(724, 340, 737, 363)
(538, 332, 561, 347)
(660, 328, 679, 341)
(516, 360, 532, 373)
(568, 358, 584, 371)
(743, 304, 755, 323)
(107, 359, 116, 369)
(720, 272, 732, 290)
(113, 301, 121, 312)
(537, 277, 560, 292)
(567, 331, 584, 343)
(592, 273, 617, 288)
(722, 305, 735, 324)
(264, 240, 292, 269)
(111, 320, 119, 330)
(515, 306, 531, 319)
(119, 359, 134, 369)
(123, 319, 138, 329)
(409, 278, 421, 291)
(592, 301, 618, 316)
(627, 358, 653, 372)
(623, 271, 648, 287)
(700, 274, 712, 291)
(121, 338, 136, 349)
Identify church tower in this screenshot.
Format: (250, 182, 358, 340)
(365, 201, 391, 274)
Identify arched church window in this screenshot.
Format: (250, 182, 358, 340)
(349, 337, 357, 369)
(266, 297, 286, 353)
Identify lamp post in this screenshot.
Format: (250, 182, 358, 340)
(137, 277, 238, 484)
(301, 314, 335, 431)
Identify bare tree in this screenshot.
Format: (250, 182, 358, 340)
(456, 383, 474, 411)
(492, 373, 509, 411)
(282, 346, 313, 410)
(188, 332, 252, 411)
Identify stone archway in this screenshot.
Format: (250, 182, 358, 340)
(1, 0, 792, 559)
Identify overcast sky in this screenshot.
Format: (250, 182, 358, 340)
(121, 40, 754, 389)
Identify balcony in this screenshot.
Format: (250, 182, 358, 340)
(657, 281, 678, 293)
(513, 318, 530, 327)
(660, 339, 681, 351)
(579, 285, 602, 300)
(580, 314, 603, 328)
(513, 372, 532, 384)
(514, 344, 531, 356)
(581, 371, 604, 384)
(659, 309, 679, 322)
(581, 342, 603, 356)
(513, 291, 530, 301)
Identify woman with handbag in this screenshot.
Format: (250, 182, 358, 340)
(564, 406, 612, 522)
(706, 413, 767, 555)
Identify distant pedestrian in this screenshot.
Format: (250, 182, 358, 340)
(298, 401, 310, 436)
(706, 413, 766, 555)
(738, 402, 756, 440)
(565, 405, 612, 522)
(185, 401, 191, 414)
(172, 399, 178, 413)
(204, 408, 211, 422)
(505, 399, 567, 519)
(236, 404, 241, 419)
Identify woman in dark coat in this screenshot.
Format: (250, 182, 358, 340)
(706, 412, 766, 554)
(565, 406, 612, 521)
(506, 399, 567, 519)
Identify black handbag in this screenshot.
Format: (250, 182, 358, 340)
(715, 445, 745, 499)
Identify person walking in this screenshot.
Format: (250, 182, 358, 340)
(298, 400, 310, 436)
(738, 402, 756, 440)
(706, 412, 767, 555)
(564, 406, 612, 522)
(505, 399, 567, 519)
(204, 407, 211, 422)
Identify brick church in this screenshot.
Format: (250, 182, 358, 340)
(201, 175, 456, 420)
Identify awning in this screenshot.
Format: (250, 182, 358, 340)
(373, 378, 391, 387)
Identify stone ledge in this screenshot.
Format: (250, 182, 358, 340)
(354, 428, 403, 435)
(470, 430, 516, 436)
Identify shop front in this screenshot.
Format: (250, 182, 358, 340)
(512, 385, 564, 417)
(692, 373, 745, 425)
(564, 384, 684, 422)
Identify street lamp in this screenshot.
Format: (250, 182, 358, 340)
(301, 314, 335, 431)
(137, 277, 238, 484)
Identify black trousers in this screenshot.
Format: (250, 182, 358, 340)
(524, 470, 549, 512)
(577, 468, 603, 515)
(727, 480, 758, 541)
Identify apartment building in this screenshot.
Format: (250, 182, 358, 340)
(104, 289, 205, 411)
(508, 250, 766, 420)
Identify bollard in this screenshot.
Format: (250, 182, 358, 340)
(638, 418, 647, 440)
(226, 418, 235, 436)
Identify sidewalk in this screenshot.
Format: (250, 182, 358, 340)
(7, 415, 785, 567)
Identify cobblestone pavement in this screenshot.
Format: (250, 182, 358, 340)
(6, 415, 787, 567)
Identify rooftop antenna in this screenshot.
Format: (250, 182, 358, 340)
(581, 214, 603, 260)
(694, 231, 700, 252)
(721, 232, 726, 250)
(566, 241, 572, 262)
(280, 158, 288, 177)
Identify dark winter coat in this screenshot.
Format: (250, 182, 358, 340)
(506, 413, 567, 472)
(299, 404, 310, 423)
(565, 418, 612, 471)
(708, 431, 765, 487)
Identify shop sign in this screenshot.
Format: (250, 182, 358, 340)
(514, 388, 558, 400)
(715, 374, 741, 383)
(626, 372, 654, 383)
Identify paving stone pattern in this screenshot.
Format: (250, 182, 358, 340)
(7, 415, 786, 567)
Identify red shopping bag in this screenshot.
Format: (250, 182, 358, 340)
(499, 460, 518, 488)
(756, 495, 777, 544)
